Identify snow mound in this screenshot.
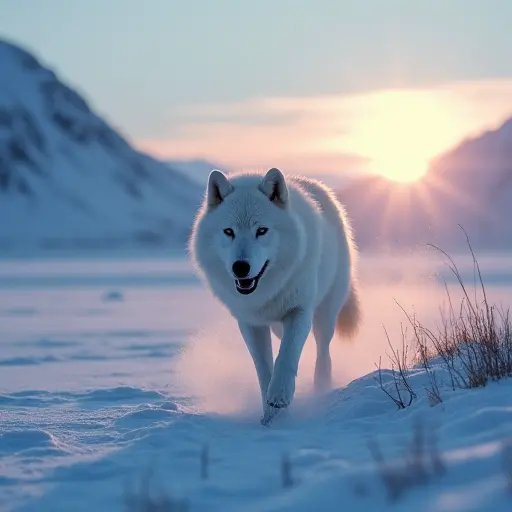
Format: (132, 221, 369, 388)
(1, 361, 512, 511)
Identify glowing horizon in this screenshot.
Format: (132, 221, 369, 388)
(137, 78, 512, 184)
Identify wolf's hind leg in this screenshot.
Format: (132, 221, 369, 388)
(312, 310, 335, 393)
(313, 279, 348, 393)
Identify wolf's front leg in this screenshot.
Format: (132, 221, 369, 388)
(238, 322, 273, 411)
(266, 308, 313, 410)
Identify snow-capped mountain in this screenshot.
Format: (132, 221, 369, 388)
(0, 39, 202, 253)
(339, 116, 512, 252)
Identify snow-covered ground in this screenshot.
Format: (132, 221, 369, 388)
(1, 252, 512, 511)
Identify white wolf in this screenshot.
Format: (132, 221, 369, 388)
(189, 168, 360, 425)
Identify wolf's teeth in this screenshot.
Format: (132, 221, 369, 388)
(235, 278, 256, 290)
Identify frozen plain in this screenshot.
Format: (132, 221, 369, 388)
(1, 251, 512, 511)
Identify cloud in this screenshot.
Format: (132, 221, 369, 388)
(137, 78, 512, 177)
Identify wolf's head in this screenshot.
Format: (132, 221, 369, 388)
(190, 168, 305, 303)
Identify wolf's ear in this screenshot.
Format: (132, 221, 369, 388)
(259, 168, 288, 208)
(206, 170, 234, 208)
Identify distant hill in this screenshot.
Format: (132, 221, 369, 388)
(166, 159, 229, 186)
(0, 39, 201, 253)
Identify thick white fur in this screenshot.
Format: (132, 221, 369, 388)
(189, 168, 360, 424)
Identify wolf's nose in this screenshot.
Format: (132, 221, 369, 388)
(232, 260, 251, 278)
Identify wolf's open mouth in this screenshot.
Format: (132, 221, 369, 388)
(235, 260, 269, 295)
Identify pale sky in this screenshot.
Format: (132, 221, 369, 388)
(2, 0, 512, 180)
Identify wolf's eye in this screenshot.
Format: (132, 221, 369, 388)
(256, 227, 268, 237)
(223, 228, 235, 238)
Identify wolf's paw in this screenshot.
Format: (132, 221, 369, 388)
(261, 406, 279, 426)
(266, 371, 295, 410)
(260, 405, 291, 427)
(267, 398, 289, 408)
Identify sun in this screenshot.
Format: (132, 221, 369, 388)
(369, 155, 429, 183)
(327, 89, 465, 184)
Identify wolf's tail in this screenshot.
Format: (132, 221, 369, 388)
(336, 281, 361, 339)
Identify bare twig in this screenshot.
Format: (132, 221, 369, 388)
(368, 422, 444, 502)
(200, 444, 209, 481)
(281, 452, 294, 489)
(397, 233, 512, 395)
(124, 468, 189, 512)
(375, 326, 416, 409)
(502, 437, 512, 494)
